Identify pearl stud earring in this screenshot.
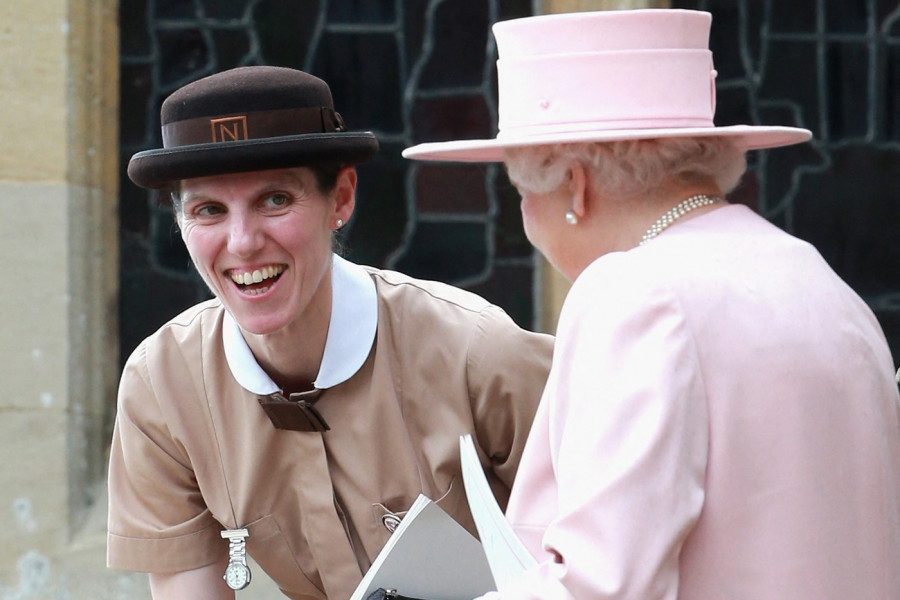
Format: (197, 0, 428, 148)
(565, 210, 578, 226)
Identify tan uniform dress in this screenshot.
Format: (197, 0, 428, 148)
(107, 256, 553, 600)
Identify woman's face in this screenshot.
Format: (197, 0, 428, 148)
(177, 167, 354, 336)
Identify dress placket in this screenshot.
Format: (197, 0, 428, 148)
(293, 430, 363, 600)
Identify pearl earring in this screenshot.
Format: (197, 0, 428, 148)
(335, 218, 344, 229)
(565, 210, 578, 226)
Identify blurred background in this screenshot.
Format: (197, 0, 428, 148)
(1, 0, 898, 597)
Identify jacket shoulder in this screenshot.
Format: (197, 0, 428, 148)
(364, 266, 493, 313)
(125, 298, 224, 366)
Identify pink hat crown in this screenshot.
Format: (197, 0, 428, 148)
(495, 9, 716, 138)
(403, 9, 811, 163)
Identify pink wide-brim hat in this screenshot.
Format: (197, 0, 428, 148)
(402, 9, 812, 163)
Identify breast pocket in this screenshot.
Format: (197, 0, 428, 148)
(245, 514, 326, 600)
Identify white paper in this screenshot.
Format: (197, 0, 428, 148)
(349, 493, 496, 600)
(459, 434, 536, 590)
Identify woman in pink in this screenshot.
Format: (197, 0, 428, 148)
(404, 9, 900, 599)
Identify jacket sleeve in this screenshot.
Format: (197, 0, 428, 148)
(107, 341, 225, 573)
(493, 260, 709, 600)
(466, 305, 554, 505)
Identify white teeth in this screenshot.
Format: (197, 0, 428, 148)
(243, 286, 269, 296)
(230, 265, 284, 286)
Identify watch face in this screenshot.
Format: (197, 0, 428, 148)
(224, 563, 251, 590)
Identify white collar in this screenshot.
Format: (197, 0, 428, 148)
(223, 254, 377, 394)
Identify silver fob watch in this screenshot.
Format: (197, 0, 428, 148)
(221, 528, 251, 591)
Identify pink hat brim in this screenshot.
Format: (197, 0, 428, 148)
(402, 125, 812, 163)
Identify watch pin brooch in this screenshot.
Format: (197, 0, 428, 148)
(221, 528, 251, 590)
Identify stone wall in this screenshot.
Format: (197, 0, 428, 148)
(0, 0, 125, 596)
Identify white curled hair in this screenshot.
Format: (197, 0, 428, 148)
(503, 137, 747, 199)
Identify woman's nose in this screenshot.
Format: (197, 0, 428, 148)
(227, 215, 265, 257)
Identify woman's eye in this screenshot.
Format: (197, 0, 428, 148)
(264, 193, 290, 208)
(195, 204, 224, 217)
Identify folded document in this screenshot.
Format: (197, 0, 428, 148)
(348, 434, 535, 600)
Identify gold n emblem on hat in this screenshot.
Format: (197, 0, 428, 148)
(210, 116, 248, 142)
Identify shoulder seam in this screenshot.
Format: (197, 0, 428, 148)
(366, 267, 493, 315)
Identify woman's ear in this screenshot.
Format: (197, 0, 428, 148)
(333, 166, 357, 227)
(568, 162, 588, 219)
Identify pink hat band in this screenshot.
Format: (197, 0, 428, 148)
(403, 9, 811, 163)
(497, 50, 717, 138)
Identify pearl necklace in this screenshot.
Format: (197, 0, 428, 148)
(639, 194, 722, 246)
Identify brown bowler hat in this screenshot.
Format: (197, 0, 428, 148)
(127, 66, 379, 189)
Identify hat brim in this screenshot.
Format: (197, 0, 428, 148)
(128, 132, 380, 189)
(402, 125, 811, 162)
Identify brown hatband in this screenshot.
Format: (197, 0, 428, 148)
(161, 107, 346, 148)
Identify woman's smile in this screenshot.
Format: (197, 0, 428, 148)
(229, 264, 286, 296)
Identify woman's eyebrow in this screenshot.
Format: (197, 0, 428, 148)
(180, 193, 213, 206)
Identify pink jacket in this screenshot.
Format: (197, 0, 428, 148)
(499, 205, 900, 599)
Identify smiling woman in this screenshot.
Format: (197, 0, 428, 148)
(107, 66, 554, 600)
